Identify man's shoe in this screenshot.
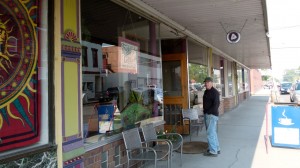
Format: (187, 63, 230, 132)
(207, 149, 221, 154)
(203, 151, 218, 157)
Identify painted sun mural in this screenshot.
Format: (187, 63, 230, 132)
(0, 0, 40, 152)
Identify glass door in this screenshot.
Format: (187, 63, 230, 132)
(162, 53, 189, 134)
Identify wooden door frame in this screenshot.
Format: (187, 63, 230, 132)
(162, 53, 188, 108)
(162, 53, 189, 133)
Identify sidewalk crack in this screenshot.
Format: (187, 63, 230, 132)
(228, 148, 240, 168)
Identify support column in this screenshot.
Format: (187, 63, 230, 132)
(207, 47, 213, 77)
(232, 62, 238, 105)
(223, 60, 229, 97)
(55, 0, 84, 167)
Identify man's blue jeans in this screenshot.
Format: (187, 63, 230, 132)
(204, 114, 220, 154)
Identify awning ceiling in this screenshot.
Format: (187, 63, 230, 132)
(137, 0, 271, 69)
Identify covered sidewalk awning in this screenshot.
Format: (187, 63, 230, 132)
(114, 0, 271, 69)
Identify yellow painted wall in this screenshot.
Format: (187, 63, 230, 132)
(63, 61, 79, 136)
(54, 0, 63, 167)
(63, 0, 78, 34)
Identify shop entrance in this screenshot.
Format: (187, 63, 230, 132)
(162, 53, 189, 134)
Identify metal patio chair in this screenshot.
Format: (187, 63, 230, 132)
(122, 127, 171, 168)
(182, 108, 204, 141)
(141, 123, 183, 167)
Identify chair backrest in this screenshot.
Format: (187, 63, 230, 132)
(141, 123, 157, 141)
(182, 108, 199, 120)
(122, 128, 143, 150)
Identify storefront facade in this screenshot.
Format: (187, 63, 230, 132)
(0, 0, 256, 167)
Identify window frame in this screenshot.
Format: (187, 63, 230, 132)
(92, 48, 98, 67)
(82, 46, 88, 67)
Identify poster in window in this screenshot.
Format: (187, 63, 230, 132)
(97, 104, 114, 133)
(118, 37, 139, 74)
(0, 1, 41, 152)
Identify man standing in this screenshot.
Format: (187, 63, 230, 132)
(202, 77, 220, 157)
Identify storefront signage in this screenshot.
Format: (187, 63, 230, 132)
(226, 30, 241, 44)
(272, 106, 300, 148)
(119, 37, 139, 73)
(104, 37, 139, 74)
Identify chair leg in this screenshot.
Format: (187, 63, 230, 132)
(180, 143, 183, 166)
(190, 130, 192, 141)
(189, 128, 191, 141)
(169, 150, 172, 168)
(169, 154, 171, 168)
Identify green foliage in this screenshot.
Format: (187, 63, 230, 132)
(121, 103, 151, 129)
(283, 69, 300, 82)
(128, 90, 143, 103)
(189, 63, 208, 83)
(262, 75, 271, 81)
(156, 130, 179, 143)
(156, 121, 180, 142)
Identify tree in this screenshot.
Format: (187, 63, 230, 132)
(261, 75, 271, 81)
(282, 68, 299, 82)
(188, 63, 208, 83)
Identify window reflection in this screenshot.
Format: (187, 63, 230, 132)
(163, 61, 182, 96)
(227, 61, 234, 96)
(81, 0, 162, 142)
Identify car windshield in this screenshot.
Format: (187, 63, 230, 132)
(281, 83, 292, 87)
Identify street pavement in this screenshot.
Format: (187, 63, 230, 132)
(150, 89, 300, 168)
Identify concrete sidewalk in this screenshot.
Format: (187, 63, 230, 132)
(154, 89, 300, 168)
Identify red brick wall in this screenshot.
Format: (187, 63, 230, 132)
(238, 91, 249, 103)
(250, 69, 263, 94)
(219, 99, 224, 116)
(223, 96, 236, 112)
(83, 139, 130, 168)
(83, 127, 165, 168)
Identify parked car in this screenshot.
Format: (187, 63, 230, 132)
(97, 87, 120, 103)
(107, 87, 119, 100)
(96, 90, 111, 102)
(280, 82, 292, 94)
(290, 83, 300, 103)
(193, 83, 203, 91)
(263, 82, 273, 89)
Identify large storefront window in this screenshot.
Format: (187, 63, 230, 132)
(187, 39, 208, 106)
(237, 66, 249, 92)
(213, 54, 222, 96)
(237, 66, 243, 92)
(227, 61, 234, 96)
(244, 69, 250, 91)
(0, 0, 49, 156)
(81, 1, 162, 142)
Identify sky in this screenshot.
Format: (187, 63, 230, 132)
(267, 0, 300, 80)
